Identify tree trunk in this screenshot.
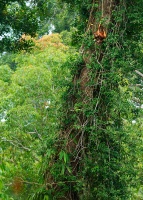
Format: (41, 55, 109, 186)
(45, 0, 135, 199)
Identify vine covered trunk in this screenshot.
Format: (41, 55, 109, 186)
(44, 0, 140, 199)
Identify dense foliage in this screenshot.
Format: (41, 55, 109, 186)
(41, 0, 143, 199)
(0, 34, 75, 199)
(0, 0, 143, 200)
(0, 0, 65, 52)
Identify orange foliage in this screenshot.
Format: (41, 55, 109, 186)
(20, 33, 68, 50)
(36, 34, 68, 50)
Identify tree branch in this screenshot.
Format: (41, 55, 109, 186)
(135, 70, 143, 78)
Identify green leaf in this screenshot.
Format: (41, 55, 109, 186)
(61, 165, 65, 175)
(44, 195, 49, 200)
(59, 150, 69, 163)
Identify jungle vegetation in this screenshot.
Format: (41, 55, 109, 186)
(0, 0, 143, 199)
